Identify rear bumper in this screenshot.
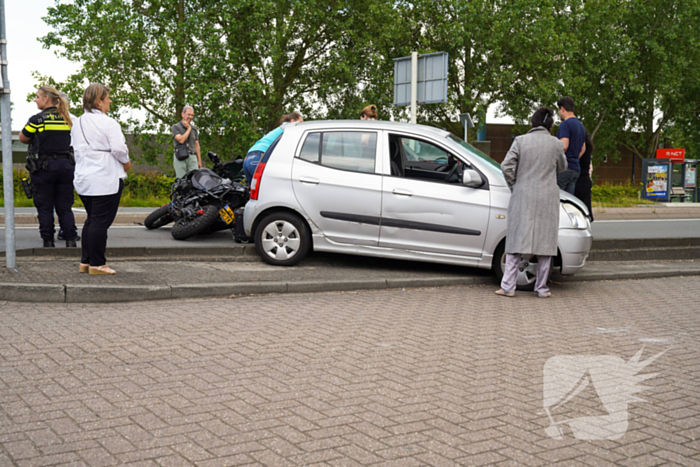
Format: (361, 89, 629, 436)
(559, 228, 593, 275)
(243, 200, 262, 237)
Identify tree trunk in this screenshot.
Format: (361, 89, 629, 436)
(174, 0, 186, 123)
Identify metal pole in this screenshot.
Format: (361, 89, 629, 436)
(410, 51, 417, 125)
(0, 0, 16, 269)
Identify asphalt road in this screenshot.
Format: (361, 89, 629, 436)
(2, 218, 700, 251)
(592, 218, 700, 239)
(1, 277, 697, 465)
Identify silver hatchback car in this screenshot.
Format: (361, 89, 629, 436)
(244, 121, 592, 289)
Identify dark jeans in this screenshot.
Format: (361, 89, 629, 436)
(557, 169, 580, 195)
(243, 150, 264, 184)
(79, 180, 123, 267)
(31, 159, 78, 240)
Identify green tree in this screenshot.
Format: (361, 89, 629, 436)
(401, 0, 577, 142)
(494, 0, 632, 163)
(497, 0, 700, 165)
(616, 0, 700, 161)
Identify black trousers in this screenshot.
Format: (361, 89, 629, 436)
(79, 180, 123, 267)
(31, 159, 78, 240)
(574, 176, 594, 222)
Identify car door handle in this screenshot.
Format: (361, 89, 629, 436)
(299, 177, 320, 185)
(392, 188, 413, 197)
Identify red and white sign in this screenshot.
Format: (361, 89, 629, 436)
(656, 148, 685, 162)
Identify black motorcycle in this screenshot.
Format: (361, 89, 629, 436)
(144, 152, 249, 240)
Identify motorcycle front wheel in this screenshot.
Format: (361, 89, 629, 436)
(171, 205, 220, 240)
(144, 205, 173, 229)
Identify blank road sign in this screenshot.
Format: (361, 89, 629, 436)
(394, 59, 412, 107)
(393, 52, 448, 106)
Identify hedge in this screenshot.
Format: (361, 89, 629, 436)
(0, 168, 174, 208)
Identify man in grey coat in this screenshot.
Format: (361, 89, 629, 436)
(496, 107, 567, 298)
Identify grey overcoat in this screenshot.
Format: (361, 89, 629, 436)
(501, 127, 567, 256)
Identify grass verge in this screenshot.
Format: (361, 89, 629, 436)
(591, 183, 656, 208)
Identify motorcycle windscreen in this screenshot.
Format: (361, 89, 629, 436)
(191, 169, 223, 191)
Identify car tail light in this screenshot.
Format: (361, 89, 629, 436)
(249, 134, 282, 200)
(250, 162, 267, 200)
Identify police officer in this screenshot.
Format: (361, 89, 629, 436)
(18, 86, 79, 247)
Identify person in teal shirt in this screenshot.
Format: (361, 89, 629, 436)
(244, 112, 303, 183)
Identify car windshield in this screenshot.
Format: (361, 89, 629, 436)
(447, 134, 501, 169)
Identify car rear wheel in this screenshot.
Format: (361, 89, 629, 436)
(254, 212, 310, 266)
(492, 242, 549, 291)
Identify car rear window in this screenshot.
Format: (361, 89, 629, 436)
(298, 131, 377, 174)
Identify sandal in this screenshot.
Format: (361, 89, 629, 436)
(89, 265, 116, 275)
(495, 289, 515, 297)
(79, 263, 89, 274)
(538, 292, 552, 298)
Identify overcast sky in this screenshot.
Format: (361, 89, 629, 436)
(6, 0, 80, 131)
(6, 1, 511, 132)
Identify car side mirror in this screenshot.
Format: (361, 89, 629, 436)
(462, 169, 483, 188)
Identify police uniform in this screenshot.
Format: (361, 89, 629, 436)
(22, 107, 78, 246)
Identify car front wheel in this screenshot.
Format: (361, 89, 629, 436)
(254, 212, 311, 266)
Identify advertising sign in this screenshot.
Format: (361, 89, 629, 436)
(645, 164, 669, 199)
(686, 167, 697, 188)
(656, 148, 685, 162)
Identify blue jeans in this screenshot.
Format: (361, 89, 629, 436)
(243, 150, 264, 184)
(557, 169, 580, 195)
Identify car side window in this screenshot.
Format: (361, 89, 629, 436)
(298, 131, 377, 174)
(391, 135, 464, 183)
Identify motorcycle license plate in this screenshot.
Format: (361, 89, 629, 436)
(219, 206, 235, 225)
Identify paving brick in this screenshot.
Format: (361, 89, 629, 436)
(3, 440, 41, 460)
(168, 442, 214, 462)
(77, 447, 120, 467)
(333, 443, 383, 465)
(456, 451, 509, 466)
(616, 453, 666, 467)
(194, 454, 255, 467)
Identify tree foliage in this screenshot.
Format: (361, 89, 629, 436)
(493, 0, 700, 163)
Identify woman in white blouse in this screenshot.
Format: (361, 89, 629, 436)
(72, 84, 131, 275)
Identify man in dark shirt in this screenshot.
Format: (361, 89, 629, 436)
(18, 86, 78, 247)
(556, 96, 586, 195)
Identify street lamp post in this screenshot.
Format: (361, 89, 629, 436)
(0, 0, 16, 269)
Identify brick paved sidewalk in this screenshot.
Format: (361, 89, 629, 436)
(0, 254, 490, 286)
(1, 277, 699, 466)
(0, 255, 697, 287)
